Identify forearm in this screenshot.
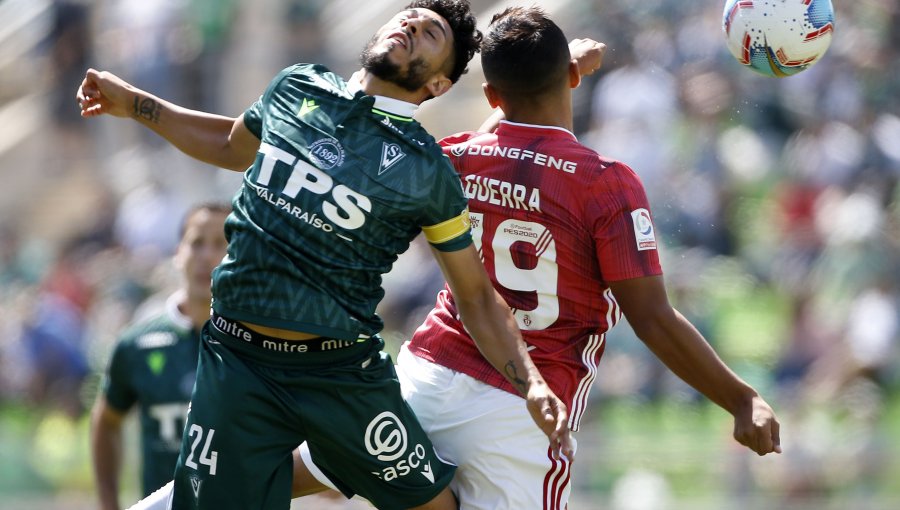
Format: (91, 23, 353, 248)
(477, 109, 505, 133)
(456, 289, 543, 395)
(125, 88, 246, 170)
(639, 310, 756, 415)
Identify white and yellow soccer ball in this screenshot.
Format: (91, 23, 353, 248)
(722, 0, 835, 77)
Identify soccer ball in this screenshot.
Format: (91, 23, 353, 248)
(722, 0, 835, 77)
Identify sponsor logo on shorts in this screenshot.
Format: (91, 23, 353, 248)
(190, 475, 202, 499)
(365, 412, 435, 484)
(365, 412, 407, 461)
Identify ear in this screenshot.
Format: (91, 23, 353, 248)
(569, 60, 582, 89)
(426, 74, 453, 99)
(482, 82, 502, 108)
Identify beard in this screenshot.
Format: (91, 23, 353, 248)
(360, 34, 432, 92)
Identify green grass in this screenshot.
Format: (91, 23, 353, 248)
(2, 389, 898, 508)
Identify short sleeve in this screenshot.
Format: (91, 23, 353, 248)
(420, 156, 472, 252)
(589, 162, 663, 281)
(242, 97, 264, 139)
(102, 340, 137, 412)
(241, 65, 298, 140)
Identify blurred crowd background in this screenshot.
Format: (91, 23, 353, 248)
(1, 0, 898, 508)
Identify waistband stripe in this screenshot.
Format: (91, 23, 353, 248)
(211, 313, 365, 353)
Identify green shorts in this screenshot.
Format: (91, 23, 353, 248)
(171, 318, 455, 510)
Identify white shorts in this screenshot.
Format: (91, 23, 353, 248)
(302, 344, 576, 509)
(396, 345, 576, 509)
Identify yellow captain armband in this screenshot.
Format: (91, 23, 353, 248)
(422, 208, 472, 249)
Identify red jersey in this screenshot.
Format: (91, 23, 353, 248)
(407, 121, 663, 431)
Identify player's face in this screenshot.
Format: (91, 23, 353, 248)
(361, 8, 453, 92)
(174, 209, 228, 303)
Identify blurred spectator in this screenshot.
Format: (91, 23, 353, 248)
(18, 240, 97, 417)
(48, 0, 92, 130)
(181, 0, 238, 111)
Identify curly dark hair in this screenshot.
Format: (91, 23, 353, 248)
(405, 0, 482, 83)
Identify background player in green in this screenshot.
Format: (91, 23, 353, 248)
(91, 203, 230, 510)
(76, 1, 572, 509)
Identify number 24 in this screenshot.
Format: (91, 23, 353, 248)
(185, 424, 218, 475)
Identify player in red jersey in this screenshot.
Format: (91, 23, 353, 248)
(293, 7, 781, 510)
(124, 7, 781, 510)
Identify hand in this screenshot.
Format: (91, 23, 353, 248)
(732, 395, 782, 456)
(526, 381, 575, 461)
(76, 68, 135, 118)
(569, 38, 606, 77)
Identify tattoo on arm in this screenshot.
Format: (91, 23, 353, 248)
(133, 96, 162, 124)
(504, 361, 528, 394)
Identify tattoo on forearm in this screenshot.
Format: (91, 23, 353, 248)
(504, 361, 528, 393)
(133, 96, 162, 123)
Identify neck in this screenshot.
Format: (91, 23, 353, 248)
(502, 93, 574, 132)
(355, 69, 429, 105)
(178, 293, 212, 329)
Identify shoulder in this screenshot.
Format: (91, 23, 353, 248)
(115, 313, 183, 351)
(594, 154, 640, 178)
(577, 147, 646, 193)
(279, 63, 350, 97)
(379, 118, 448, 166)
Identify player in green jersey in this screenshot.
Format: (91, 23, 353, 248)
(91, 203, 230, 510)
(77, 1, 572, 509)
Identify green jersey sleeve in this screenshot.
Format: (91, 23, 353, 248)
(242, 65, 298, 138)
(103, 339, 137, 412)
(420, 156, 472, 252)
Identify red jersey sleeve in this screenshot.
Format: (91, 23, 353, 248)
(587, 161, 663, 282)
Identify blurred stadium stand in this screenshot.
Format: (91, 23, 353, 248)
(0, 1, 898, 508)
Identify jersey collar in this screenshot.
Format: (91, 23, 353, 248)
(496, 120, 578, 141)
(347, 72, 418, 119)
(165, 290, 194, 331)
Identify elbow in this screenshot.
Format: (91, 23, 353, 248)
(627, 305, 677, 344)
(218, 150, 255, 172)
(222, 162, 249, 172)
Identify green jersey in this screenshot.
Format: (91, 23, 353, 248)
(102, 293, 199, 496)
(212, 64, 472, 340)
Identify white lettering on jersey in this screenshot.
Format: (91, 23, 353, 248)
(149, 402, 189, 448)
(463, 175, 541, 213)
(254, 142, 371, 231)
(453, 143, 578, 173)
(631, 208, 657, 251)
(135, 332, 177, 349)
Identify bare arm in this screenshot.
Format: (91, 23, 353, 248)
(430, 245, 574, 459)
(76, 69, 259, 171)
(609, 275, 781, 456)
(91, 396, 127, 510)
